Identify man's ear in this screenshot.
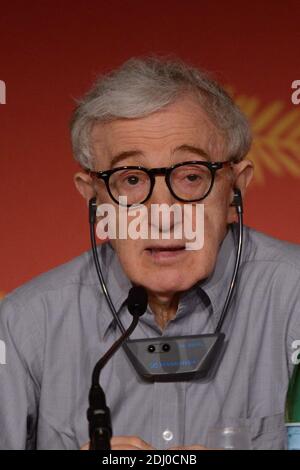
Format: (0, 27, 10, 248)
(227, 159, 254, 224)
(74, 171, 96, 206)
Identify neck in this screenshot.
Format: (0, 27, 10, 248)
(148, 292, 180, 330)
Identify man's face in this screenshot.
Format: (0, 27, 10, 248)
(78, 94, 251, 298)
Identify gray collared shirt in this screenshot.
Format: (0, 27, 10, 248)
(1, 225, 300, 450)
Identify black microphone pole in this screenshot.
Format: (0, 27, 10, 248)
(87, 286, 148, 450)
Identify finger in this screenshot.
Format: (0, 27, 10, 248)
(111, 436, 154, 450)
(80, 441, 140, 451)
(168, 444, 207, 450)
(80, 442, 90, 450)
(111, 445, 143, 450)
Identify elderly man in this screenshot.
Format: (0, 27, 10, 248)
(0, 57, 300, 450)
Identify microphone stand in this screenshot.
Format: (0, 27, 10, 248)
(87, 285, 148, 450)
(87, 314, 140, 450)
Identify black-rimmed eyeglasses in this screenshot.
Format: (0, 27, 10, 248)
(87, 160, 234, 206)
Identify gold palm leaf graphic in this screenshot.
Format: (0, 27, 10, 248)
(232, 93, 300, 184)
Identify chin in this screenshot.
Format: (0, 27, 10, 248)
(136, 267, 202, 295)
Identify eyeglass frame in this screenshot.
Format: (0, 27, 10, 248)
(86, 160, 235, 206)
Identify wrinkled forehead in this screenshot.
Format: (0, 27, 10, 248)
(90, 95, 226, 167)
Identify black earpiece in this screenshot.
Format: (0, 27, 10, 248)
(89, 197, 97, 224)
(231, 188, 243, 214)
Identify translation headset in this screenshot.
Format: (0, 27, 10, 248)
(88, 188, 243, 382)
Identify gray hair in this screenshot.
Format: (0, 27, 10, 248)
(70, 57, 252, 169)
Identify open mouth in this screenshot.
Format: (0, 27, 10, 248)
(146, 246, 185, 253)
(145, 245, 186, 261)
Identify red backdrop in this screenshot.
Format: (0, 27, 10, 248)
(1, 0, 300, 297)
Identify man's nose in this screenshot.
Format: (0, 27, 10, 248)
(146, 176, 180, 233)
(149, 175, 175, 205)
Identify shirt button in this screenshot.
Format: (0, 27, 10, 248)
(162, 429, 173, 442)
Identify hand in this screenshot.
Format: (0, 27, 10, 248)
(80, 435, 155, 450)
(168, 444, 208, 450)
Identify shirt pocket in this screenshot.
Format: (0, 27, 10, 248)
(247, 413, 286, 450)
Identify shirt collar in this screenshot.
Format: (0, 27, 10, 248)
(92, 224, 245, 338)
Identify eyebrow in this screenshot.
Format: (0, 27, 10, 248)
(109, 144, 210, 168)
(110, 150, 144, 168)
(174, 144, 210, 159)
